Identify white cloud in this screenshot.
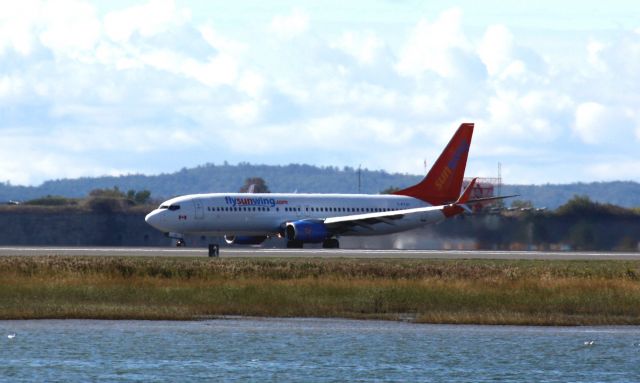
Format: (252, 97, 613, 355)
(482, 89, 571, 142)
(237, 70, 265, 98)
(199, 25, 247, 57)
(181, 54, 239, 87)
(0, 76, 25, 100)
(395, 8, 475, 78)
(2, 3, 640, 186)
(269, 8, 309, 39)
(331, 31, 384, 65)
(574, 102, 606, 143)
(587, 160, 640, 181)
(478, 25, 514, 76)
(227, 101, 262, 125)
(38, 0, 101, 56)
(103, 0, 190, 43)
(0, 0, 41, 56)
(586, 40, 607, 72)
(574, 102, 635, 144)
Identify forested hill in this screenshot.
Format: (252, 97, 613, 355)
(1, 163, 639, 209)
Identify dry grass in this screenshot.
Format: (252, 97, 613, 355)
(1, 256, 640, 325)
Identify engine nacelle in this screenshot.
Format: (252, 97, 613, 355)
(224, 235, 267, 245)
(285, 220, 329, 243)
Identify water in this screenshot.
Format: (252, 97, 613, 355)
(1, 319, 639, 382)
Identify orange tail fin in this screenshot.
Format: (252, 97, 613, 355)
(394, 123, 474, 205)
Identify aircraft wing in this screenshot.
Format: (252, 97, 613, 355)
(323, 178, 479, 233)
(322, 205, 449, 233)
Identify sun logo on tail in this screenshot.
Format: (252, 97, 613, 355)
(434, 139, 470, 191)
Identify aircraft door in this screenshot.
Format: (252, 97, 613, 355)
(194, 200, 205, 219)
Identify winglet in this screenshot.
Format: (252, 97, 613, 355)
(442, 177, 476, 217)
(456, 177, 477, 204)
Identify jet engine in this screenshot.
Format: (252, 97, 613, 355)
(285, 220, 329, 243)
(224, 235, 267, 245)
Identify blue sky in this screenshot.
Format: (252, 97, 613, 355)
(1, 0, 639, 186)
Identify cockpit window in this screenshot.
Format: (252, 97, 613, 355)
(159, 204, 180, 211)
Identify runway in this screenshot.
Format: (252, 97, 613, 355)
(0, 246, 639, 260)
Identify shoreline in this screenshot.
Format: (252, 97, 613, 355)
(3, 315, 640, 328)
(1, 256, 640, 326)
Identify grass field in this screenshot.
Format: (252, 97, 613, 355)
(1, 256, 640, 325)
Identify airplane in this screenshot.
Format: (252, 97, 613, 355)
(145, 123, 513, 249)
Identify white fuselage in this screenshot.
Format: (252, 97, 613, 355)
(145, 192, 447, 237)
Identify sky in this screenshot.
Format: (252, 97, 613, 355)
(1, 0, 639, 186)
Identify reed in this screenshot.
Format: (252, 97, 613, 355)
(1, 256, 639, 325)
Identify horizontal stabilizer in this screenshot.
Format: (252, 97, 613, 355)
(465, 194, 520, 204)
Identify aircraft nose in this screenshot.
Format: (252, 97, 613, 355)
(145, 210, 164, 230)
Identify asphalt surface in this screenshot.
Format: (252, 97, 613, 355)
(0, 247, 639, 260)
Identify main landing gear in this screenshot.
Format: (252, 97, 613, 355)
(322, 238, 340, 249)
(176, 238, 186, 247)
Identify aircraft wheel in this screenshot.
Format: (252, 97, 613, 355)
(176, 239, 186, 247)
